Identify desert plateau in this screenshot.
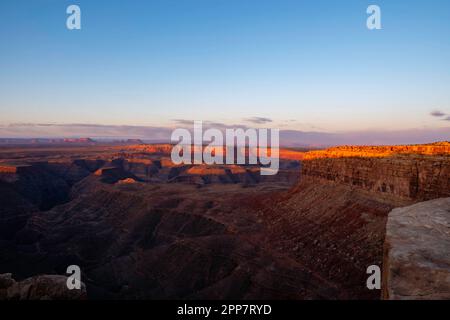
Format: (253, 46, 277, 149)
(0, 141, 448, 300)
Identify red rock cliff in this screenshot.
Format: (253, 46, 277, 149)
(300, 142, 450, 201)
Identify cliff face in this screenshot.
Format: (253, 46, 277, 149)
(382, 198, 450, 300)
(300, 143, 450, 201)
(258, 142, 450, 299)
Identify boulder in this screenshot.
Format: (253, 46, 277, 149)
(382, 198, 450, 299)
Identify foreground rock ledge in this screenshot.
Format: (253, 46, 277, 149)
(0, 273, 87, 300)
(382, 197, 450, 299)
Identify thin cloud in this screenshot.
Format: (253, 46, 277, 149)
(430, 110, 446, 117)
(443, 116, 450, 121)
(172, 119, 194, 126)
(172, 120, 249, 130)
(243, 117, 273, 124)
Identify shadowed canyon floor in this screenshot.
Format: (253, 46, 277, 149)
(0, 142, 448, 299)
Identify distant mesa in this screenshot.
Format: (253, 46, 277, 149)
(0, 137, 97, 145)
(126, 139, 144, 144)
(62, 137, 95, 144)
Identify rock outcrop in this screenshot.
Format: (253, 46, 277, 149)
(0, 273, 86, 300)
(382, 198, 450, 300)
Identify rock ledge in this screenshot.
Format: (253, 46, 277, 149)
(382, 197, 450, 299)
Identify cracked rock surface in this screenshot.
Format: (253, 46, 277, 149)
(383, 197, 450, 299)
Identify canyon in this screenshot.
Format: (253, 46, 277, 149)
(0, 142, 448, 299)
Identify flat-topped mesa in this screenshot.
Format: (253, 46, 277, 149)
(300, 142, 450, 201)
(62, 137, 95, 144)
(303, 141, 450, 159)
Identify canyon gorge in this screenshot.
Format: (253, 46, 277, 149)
(0, 142, 448, 299)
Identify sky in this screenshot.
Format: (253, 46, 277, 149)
(0, 0, 449, 143)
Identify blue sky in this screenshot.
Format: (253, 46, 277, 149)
(0, 0, 449, 139)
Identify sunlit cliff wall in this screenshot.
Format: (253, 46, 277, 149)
(299, 143, 450, 201)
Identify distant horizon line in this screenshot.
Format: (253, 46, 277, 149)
(0, 122, 449, 147)
(0, 136, 448, 149)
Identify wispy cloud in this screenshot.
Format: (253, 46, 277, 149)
(243, 117, 273, 124)
(430, 110, 446, 117)
(172, 120, 249, 130)
(172, 119, 195, 126)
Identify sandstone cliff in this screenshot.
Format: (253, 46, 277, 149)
(300, 142, 450, 201)
(382, 198, 450, 300)
(257, 142, 450, 299)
